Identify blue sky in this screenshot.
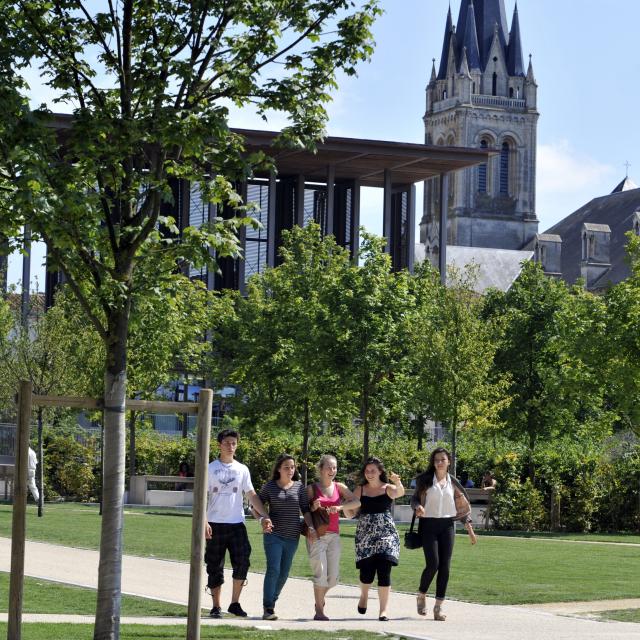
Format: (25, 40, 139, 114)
(8, 0, 640, 288)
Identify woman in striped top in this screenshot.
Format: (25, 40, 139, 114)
(257, 454, 311, 621)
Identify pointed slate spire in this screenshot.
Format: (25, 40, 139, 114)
(611, 176, 638, 193)
(455, 0, 471, 60)
(459, 47, 471, 77)
(507, 2, 525, 76)
(461, 0, 481, 71)
(430, 58, 437, 83)
(437, 6, 454, 80)
(526, 53, 536, 83)
(474, 0, 509, 68)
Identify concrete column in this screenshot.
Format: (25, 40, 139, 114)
(325, 165, 335, 236)
(407, 184, 416, 273)
(383, 169, 392, 251)
(267, 172, 277, 267)
(439, 173, 449, 285)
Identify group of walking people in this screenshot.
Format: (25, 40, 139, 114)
(205, 428, 476, 623)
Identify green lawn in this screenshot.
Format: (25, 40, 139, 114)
(1, 503, 639, 605)
(596, 609, 640, 623)
(0, 572, 187, 616)
(0, 624, 391, 640)
(474, 530, 640, 544)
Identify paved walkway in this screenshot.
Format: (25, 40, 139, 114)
(1, 537, 638, 639)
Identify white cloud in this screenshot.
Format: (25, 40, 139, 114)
(537, 140, 615, 194)
(536, 140, 620, 231)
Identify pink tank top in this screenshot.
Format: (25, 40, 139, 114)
(314, 482, 341, 533)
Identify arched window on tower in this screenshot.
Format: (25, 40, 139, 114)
(499, 142, 510, 195)
(478, 140, 488, 193)
(492, 72, 497, 96)
(509, 87, 514, 98)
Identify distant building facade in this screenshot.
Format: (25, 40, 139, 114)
(421, 0, 539, 264)
(534, 178, 640, 291)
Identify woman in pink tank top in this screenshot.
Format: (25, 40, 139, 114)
(305, 454, 360, 621)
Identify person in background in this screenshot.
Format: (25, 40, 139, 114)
(257, 454, 312, 621)
(481, 470, 497, 491)
(411, 447, 476, 622)
(306, 454, 360, 621)
(27, 447, 39, 502)
(177, 461, 191, 491)
(460, 471, 475, 489)
(204, 429, 271, 619)
(353, 456, 404, 621)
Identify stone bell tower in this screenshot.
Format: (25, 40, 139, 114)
(421, 0, 539, 264)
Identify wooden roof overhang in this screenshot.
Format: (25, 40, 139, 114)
(235, 128, 495, 188)
(49, 115, 494, 186)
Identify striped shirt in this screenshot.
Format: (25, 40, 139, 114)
(258, 480, 309, 540)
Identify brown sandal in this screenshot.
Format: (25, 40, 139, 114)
(416, 593, 426, 616)
(433, 603, 446, 621)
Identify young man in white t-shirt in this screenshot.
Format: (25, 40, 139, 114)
(205, 429, 272, 618)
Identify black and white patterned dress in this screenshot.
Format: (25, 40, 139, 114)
(355, 492, 400, 567)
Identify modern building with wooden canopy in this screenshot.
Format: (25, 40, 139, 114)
(37, 122, 492, 303)
(178, 129, 492, 294)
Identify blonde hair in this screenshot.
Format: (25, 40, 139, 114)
(316, 454, 337, 478)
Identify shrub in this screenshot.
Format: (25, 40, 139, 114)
(41, 430, 100, 501)
(491, 478, 546, 531)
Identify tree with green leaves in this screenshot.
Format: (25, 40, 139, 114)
(483, 261, 583, 482)
(333, 234, 412, 462)
(0, 2, 379, 636)
(602, 235, 640, 435)
(0, 296, 93, 514)
(224, 224, 357, 482)
(407, 264, 507, 475)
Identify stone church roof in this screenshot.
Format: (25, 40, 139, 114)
(543, 181, 640, 286)
(415, 244, 532, 293)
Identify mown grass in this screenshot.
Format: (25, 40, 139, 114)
(595, 608, 640, 623)
(1, 503, 638, 605)
(0, 623, 392, 640)
(0, 572, 187, 616)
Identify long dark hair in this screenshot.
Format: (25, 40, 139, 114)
(271, 454, 300, 482)
(415, 447, 451, 494)
(357, 456, 388, 485)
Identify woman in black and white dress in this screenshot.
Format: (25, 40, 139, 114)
(353, 457, 404, 621)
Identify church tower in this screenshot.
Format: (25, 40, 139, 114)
(421, 0, 539, 261)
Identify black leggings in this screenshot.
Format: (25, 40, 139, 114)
(357, 556, 393, 587)
(418, 517, 455, 599)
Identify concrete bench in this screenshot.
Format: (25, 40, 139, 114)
(128, 475, 195, 506)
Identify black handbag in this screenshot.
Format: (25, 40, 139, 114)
(404, 512, 421, 549)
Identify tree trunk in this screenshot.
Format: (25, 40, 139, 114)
(527, 425, 536, 484)
(361, 386, 370, 463)
(128, 410, 137, 480)
(301, 398, 310, 486)
(37, 407, 44, 518)
(416, 414, 424, 451)
(94, 312, 129, 640)
(451, 411, 458, 478)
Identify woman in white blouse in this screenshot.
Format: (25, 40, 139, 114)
(410, 447, 475, 621)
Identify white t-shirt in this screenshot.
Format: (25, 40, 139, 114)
(206, 458, 254, 524)
(28, 448, 38, 473)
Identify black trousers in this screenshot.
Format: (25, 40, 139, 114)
(418, 517, 455, 599)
